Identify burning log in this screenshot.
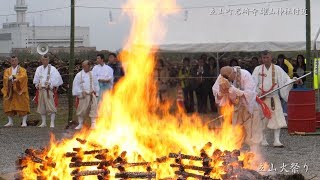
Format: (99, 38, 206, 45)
(71, 156, 82, 162)
(69, 161, 112, 168)
(174, 171, 216, 180)
(115, 172, 156, 179)
(76, 138, 87, 144)
(113, 156, 126, 164)
(156, 156, 167, 163)
(24, 149, 56, 168)
(72, 169, 110, 177)
(112, 162, 151, 168)
(169, 153, 202, 161)
(95, 154, 107, 160)
(170, 164, 212, 172)
(73, 148, 81, 152)
(66, 149, 109, 157)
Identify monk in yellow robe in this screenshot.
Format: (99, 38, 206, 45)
(1, 56, 30, 127)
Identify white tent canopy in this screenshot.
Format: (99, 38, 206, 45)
(158, 41, 320, 52)
(155, 0, 320, 52)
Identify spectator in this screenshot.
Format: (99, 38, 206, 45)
(178, 57, 194, 113)
(208, 56, 218, 112)
(155, 59, 169, 103)
(195, 58, 210, 113)
(277, 54, 293, 78)
(229, 58, 239, 67)
(294, 54, 306, 88)
(200, 53, 208, 63)
(107, 53, 125, 85)
(250, 56, 260, 74)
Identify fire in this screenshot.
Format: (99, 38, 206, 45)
(19, 0, 252, 179)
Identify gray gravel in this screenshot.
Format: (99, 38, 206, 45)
(259, 128, 320, 179)
(0, 126, 319, 179)
(0, 126, 70, 174)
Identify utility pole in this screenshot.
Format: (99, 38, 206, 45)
(68, 0, 75, 123)
(306, 0, 312, 88)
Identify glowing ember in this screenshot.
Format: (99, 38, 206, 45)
(18, 0, 253, 179)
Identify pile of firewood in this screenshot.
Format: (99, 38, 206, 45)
(66, 138, 154, 180)
(15, 140, 306, 180)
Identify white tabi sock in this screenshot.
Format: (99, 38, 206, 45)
(50, 113, 56, 128)
(75, 116, 84, 130)
(4, 116, 14, 127)
(38, 115, 47, 127)
(273, 128, 283, 147)
(21, 115, 28, 127)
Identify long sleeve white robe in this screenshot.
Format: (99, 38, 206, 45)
(212, 69, 258, 114)
(73, 70, 99, 118)
(33, 64, 63, 88)
(72, 70, 100, 97)
(92, 64, 114, 84)
(212, 68, 262, 146)
(252, 64, 293, 129)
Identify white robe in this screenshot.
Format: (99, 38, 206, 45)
(212, 68, 263, 146)
(73, 70, 100, 118)
(252, 64, 293, 129)
(92, 64, 114, 84)
(33, 64, 63, 88)
(72, 70, 100, 97)
(33, 64, 63, 114)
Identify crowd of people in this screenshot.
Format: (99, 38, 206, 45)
(156, 52, 307, 115)
(1, 53, 124, 130)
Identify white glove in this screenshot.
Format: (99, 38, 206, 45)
(229, 85, 244, 97)
(9, 75, 13, 80)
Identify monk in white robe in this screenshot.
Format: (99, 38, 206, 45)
(73, 60, 100, 130)
(92, 54, 113, 103)
(212, 66, 263, 152)
(1, 56, 30, 127)
(33, 55, 63, 128)
(252, 51, 300, 147)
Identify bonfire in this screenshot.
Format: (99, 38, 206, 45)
(16, 0, 265, 179)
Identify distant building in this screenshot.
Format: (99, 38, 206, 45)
(0, 0, 94, 56)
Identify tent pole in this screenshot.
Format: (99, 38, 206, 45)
(306, 0, 312, 88)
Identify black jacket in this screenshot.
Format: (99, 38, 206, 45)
(108, 61, 125, 84)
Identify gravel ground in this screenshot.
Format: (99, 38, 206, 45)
(0, 124, 319, 179)
(259, 128, 320, 179)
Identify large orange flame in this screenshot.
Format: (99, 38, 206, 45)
(21, 0, 250, 179)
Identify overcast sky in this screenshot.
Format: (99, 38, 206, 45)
(0, 0, 319, 51)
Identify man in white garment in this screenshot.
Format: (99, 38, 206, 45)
(252, 50, 300, 147)
(212, 66, 263, 152)
(73, 60, 99, 130)
(33, 55, 63, 128)
(92, 54, 113, 103)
